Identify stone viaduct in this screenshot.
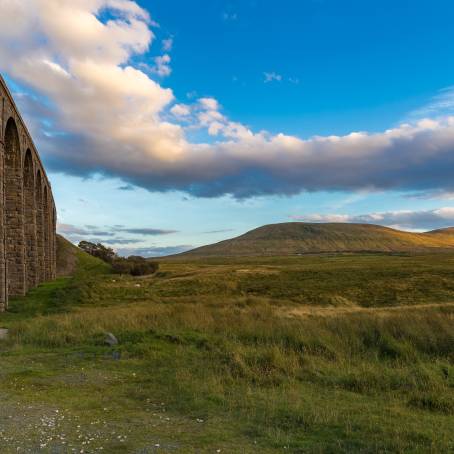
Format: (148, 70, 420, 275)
(0, 75, 57, 311)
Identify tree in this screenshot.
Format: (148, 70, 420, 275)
(78, 241, 117, 263)
(78, 241, 159, 275)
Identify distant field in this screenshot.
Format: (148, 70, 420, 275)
(0, 249, 454, 452)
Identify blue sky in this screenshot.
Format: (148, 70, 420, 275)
(1, 0, 454, 255)
(152, 0, 454, 136)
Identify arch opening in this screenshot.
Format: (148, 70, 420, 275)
(4, 118, 26, 296)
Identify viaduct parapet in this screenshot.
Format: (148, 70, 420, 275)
(0, 75, 57, 311)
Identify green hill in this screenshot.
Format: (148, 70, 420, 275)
(56, 234, 108, 276)
(180, 222, 454, 257)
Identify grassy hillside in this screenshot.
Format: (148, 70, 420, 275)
(56, 234, 79, 276)
(180, 222, 454, 257)
(0, 250, 454, 452)
(426, 226, 454, 235)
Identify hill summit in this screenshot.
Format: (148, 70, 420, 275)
(180, 222, 454, 257)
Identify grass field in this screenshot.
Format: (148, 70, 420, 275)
(1, 249, 454, 452)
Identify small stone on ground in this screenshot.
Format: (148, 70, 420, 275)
(104, 332, 118, 346)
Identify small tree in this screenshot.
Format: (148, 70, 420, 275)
(78, 241, 159, 276)
(78, 241, 117, 263)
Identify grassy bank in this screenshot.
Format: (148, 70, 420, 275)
(0, 252, 454, 452)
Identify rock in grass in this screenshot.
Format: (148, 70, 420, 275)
(0, 328, 8, 340)
(104, 332, 118, 346)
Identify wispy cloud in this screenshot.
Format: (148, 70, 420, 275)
(116, 245, 193, 257)
(290, 207, 454, 231)
(162, 37, 173, 52)
(117, 184, 135, 191)
(405, 190, 454, 200)
(223, 12, 238, 21)
(57, 224, 178, 246)
(264, 72, 283, 83)
(57, 224, 115, 237)
(138, 54, 172, 78)
(410, 86, 454, 119)
(116, 228, 178, 235)
(264, 73, 300, 85)
(103, 238, 143, 245)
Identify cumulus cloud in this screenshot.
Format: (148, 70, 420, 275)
(290, 207, 454, 231)
(170, 103, 191, 117)
(2, 1, 454, 199)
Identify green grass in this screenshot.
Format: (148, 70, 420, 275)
(1, 251, 454, 452)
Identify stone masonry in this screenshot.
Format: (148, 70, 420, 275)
(0, 75, 57, 311)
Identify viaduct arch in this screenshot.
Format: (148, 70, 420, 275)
(0, 75, 57, 311)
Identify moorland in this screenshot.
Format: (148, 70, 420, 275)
(0, 235, 454, 452)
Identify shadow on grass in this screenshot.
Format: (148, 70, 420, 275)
(1, 250, 111, 324)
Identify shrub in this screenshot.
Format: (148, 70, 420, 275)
(112, 256, 159, 276)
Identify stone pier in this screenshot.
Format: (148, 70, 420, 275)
(0, 75, 57, 311)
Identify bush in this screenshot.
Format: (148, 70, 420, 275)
(112, 256, 159, 276)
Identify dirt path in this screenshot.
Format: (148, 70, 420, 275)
(284, 301, 454, 319)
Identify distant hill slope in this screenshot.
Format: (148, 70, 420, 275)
(426, 227, 454, 235)
(179, 223, 454, 257)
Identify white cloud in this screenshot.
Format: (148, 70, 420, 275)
(223, 12, 238, 21)
(170, 103, 191, 117)
(2, 1, 454, 199)
(410, 86, 454, 119)
(162, 37, 173, 52)
(152, 54, 172, 77)
(195, 97, 253, 140)
(290, 207, 454, 231)
(198, 97, 220, 111)
(264, 72, 282, 83)
(407, 190, 454, 200)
